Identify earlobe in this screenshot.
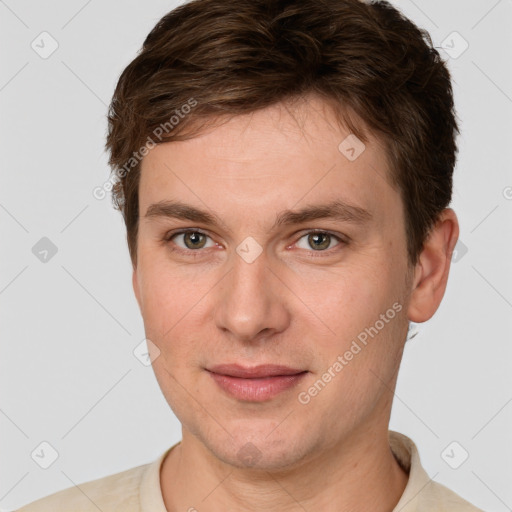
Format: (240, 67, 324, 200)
(407, 208, 459, 323)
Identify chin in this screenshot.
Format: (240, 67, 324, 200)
(198, 420, 316, 471)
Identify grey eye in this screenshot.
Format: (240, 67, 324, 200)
(296, 232, 340, 251)
(172, 231, 214, 250)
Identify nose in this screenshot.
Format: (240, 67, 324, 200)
(213, 246, 291, 343)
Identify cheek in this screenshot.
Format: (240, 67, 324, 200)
(298, 260, 396, 338)
(137, 263, 215, 363)
(137, 249, 201, 324)
(307, 266, 407, 393)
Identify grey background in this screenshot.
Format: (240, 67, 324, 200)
(1, 0, 511, 510)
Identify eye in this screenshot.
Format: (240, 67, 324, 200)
(164, 229, 346, 257)
(295, 231, 343, 252)
(168, 230, 216, 250)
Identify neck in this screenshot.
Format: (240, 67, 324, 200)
(160, 427, 409, 512)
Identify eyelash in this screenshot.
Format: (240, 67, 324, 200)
(163, 229, 348, 258)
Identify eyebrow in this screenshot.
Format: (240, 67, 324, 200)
(143, 199, 372, 231)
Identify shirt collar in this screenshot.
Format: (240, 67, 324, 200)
(389, 430, 434, 511)
(139, 443, 177, 512)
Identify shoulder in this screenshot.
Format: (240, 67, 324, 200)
(14, 462, 149, 512)
(424, 479, 485, 512)
(389, 431, 485, 512)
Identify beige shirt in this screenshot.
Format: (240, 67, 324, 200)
(16, 431, 483, 511)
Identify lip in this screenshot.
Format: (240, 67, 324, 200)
(207, 364, 308, 402)
(208, 363, 306, 378)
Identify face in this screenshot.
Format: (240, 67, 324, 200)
(133, 94, 414, 470)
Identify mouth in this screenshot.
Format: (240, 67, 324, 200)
(206, 364, 308, 402)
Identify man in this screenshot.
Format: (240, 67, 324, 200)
(17, 0, 484, 510)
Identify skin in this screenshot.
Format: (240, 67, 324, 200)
(132, 93, 459, 512)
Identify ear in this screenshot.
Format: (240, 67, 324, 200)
(407, 208, 459, 323)
(132, 267, 142, 312)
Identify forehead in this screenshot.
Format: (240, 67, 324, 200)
(138, 95, 399, 226)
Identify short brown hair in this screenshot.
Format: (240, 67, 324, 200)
(105, 0, 459, 268)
